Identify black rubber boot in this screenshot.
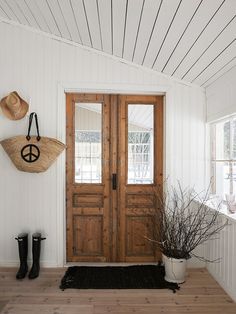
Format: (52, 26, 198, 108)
(15, 233, 28, 279)
(28, 233, 46, 279)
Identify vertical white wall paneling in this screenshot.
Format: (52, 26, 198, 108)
(204, 61, 236, 302)
(206, 217, 236, 302)
(206, 65, 236, 121)
(0, 21, 206, 267)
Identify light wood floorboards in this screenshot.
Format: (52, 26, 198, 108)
(0, 267, 236, 314)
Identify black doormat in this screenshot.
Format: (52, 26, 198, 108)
(60, 265, 179, 292)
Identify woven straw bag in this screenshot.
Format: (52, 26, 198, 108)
(1, 112, 65, 173)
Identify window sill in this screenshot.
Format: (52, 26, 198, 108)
(205, 201, 236, 222)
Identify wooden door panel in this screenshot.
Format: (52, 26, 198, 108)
(66, 93, 111, 262)
(66, 93, 163, 263)
(73, 194, 103, 208)
(126, 216, 154, 256)
(73, 215, 103, 256)
(126, 193, 155, 208)
(118, 95, 163, 262)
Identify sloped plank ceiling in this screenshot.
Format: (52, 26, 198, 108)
(0, 0, 235, 87)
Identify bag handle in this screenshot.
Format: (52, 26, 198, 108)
(26, 112, 41, 141)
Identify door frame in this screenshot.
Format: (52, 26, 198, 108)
(56, 82, 166, 266)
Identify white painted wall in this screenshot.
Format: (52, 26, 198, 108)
(0, 21, 206, 267)
(205, 215, 236, 302)
(205, 67, 236, 302)
(206, 66, 236, 122)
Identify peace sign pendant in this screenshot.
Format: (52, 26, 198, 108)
(21, 144, 40, 163)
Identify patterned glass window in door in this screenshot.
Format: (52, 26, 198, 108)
(128, 104, 154, 184)
(74, 103, 102, 183)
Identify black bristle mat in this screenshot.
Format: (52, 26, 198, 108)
(60, 265, 179, 292)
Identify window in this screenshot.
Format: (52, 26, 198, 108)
(74, 103, 102, 183)
(127, 104, 154, 184)
(128, 131, 153, 184)
(75, 130, 101, 183)
(211, 115, 236, 198)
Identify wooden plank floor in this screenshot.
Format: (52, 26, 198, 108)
(0, 267, 236, 314)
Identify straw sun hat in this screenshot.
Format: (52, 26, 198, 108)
(0, 91, 29, 120)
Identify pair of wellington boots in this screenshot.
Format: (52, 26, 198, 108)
(15, 233, 46, 280)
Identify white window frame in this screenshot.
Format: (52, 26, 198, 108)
(211, 114, 236, 197)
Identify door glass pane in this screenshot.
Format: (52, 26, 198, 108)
(128, 104, 154, 184)
(74, 103, 102, 183)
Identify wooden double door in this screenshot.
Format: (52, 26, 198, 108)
(66, 93, 163, 262)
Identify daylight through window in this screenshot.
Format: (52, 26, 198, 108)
(211, 115, 236, 198)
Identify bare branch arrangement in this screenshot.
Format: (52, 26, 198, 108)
(149, 182, 228, 260)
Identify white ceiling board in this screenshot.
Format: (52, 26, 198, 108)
(184, 18, 236, 82)
(132, 0, 162, 64)
(6, 0, 30, 26)
(36, 0, 61, 36)
(24, 0, 51, 33)
(162, 0, 225, 76)
(176, 0, 236, 79)
(203, 58, 236, 87)
(57, 0, 82, 43)
(0, 0, 235, 87)
(0, 3, 8, 19)
(112, 0, 127, 57)
(97, 0, 112, 54)
(83, 0, 102, 50)
(16, 0, 40, 30)
(70, 0, 91, 46)
(153, 0, 203, 72)
(122, 0, 144, 61)
(46, 0, 71, 40)
(193, 39, 236, 85)
(0, 0, 20, 21)
(143, 0, 182, 68)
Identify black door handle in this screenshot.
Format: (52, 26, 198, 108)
(112, 173, 117, 190)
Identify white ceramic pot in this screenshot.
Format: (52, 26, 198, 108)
(162, 254, 187, 284)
